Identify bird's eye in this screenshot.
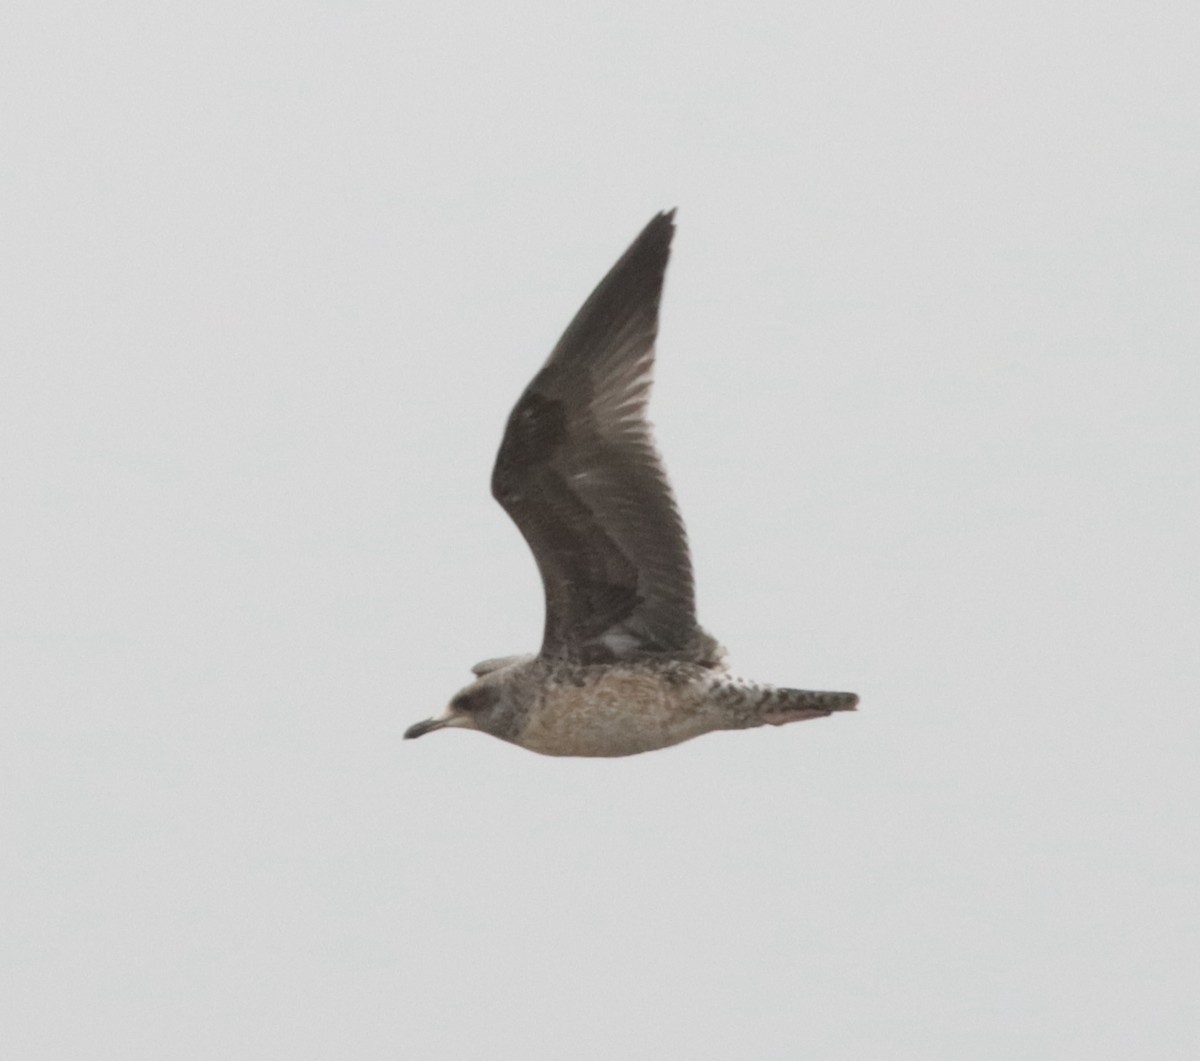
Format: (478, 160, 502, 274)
(453, 690, 489, 712)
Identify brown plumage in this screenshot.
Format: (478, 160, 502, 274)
(404, 212, 856, 757)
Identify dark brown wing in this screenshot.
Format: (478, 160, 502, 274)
(491, 211, 720, 665)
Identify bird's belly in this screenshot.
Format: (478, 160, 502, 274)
(516, 669, 719, 757)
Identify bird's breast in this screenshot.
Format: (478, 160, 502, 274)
(514, 666, 721, 757)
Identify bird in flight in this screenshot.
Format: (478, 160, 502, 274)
(405, 211, 857, 756)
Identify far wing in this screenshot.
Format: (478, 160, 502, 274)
(492, 212, 718, 665)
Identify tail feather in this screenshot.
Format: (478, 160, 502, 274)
(712, 678, 858, 729)
(758, 686, 858, 726)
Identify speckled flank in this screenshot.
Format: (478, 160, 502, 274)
(515, 666, 727, 757)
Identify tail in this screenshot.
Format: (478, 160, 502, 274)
(712, 678, 858, 729)
(754, 686, 858, 727)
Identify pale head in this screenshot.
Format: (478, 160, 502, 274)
(404, 674, 513, 742)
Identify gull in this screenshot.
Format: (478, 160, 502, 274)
(404, 212, 857, 756)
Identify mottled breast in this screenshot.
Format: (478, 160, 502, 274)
(514, 665, 721, 757)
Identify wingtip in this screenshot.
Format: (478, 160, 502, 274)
(639, 208, 676, 240)
(632, 209, 677, 260)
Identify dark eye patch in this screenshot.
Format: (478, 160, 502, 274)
(453, 688, 496, 713)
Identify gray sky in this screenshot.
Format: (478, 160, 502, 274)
(3, 2, 1197, 1058)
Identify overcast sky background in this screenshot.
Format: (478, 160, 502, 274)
(3, 2, 1198, 1058)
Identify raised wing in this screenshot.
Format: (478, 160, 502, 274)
(492, 211, 720, 665)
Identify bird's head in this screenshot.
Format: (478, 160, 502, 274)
(404, 677, 508, 742)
